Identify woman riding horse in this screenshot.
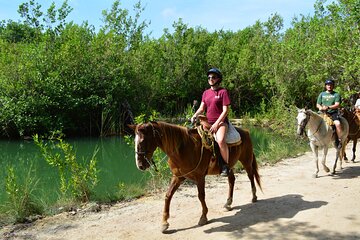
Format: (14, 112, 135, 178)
(129, 121, 261, 232)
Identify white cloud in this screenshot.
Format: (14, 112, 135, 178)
(161, 8, 178, 19)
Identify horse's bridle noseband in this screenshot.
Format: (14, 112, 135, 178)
(135, 123, 163, 172)
(298, 111, 310, 133)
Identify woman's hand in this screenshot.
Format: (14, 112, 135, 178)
(190, 116, 196, 124)
(210, 122, 220, 133)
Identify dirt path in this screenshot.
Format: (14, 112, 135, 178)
(2, 144, 360, 240)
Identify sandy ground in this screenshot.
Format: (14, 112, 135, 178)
(1, 143, 360, 240)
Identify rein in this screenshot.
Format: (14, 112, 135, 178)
(307, 119, 323, 138)
(299, 112, 323, 138)
(144, 122, 207, 178)
(174, 126, 211, 178)
(175, 145, 205, 178)
(135, 150, 159, 172)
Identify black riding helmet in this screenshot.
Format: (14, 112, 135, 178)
(207, 68, 223, 82)
(325, 79, 335, 85)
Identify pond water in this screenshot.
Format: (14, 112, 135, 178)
(0, 126, 271, 204)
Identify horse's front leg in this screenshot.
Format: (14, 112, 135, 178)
(310, 143, 320, 178)
(224, 170, 235, 210)
(196, 177, 208, 226)
(321, 146, 330, 173)
(161, 175, 185, 233)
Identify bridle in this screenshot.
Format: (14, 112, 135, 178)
(135, 149, 159, 172)
(298, 111, 322, 138)
(298, 111, 310, 135)
(135, 123, 162, 172)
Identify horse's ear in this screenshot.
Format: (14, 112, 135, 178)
(127, 124, 137, 134)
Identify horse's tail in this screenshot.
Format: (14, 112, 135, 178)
(252, 152, 262, 191)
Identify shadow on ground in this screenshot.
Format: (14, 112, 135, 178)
(198, 194, 358, 239)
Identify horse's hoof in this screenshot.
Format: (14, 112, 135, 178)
(223, 204, 232, 211)
(252, 196, 258, 203)
(312, 174, 318, 178)
(224, 197, 233, 211)
(198, 216, 208, 226)
(324, 167, 330, 173)
(161, 223, 169, 233)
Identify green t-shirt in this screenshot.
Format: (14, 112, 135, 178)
(316, 91, 341, 113)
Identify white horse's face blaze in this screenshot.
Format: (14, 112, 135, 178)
(296, 110, 308, 136)
(134, 134, 142, 170)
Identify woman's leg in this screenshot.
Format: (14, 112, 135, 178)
(216, 124, 229, 176)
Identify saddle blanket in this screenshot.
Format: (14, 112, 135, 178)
(215, 121, 241, 144)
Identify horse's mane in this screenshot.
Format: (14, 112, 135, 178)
(305, 109, 323, 119)
(155, 121, 196, 153)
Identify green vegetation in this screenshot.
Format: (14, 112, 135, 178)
(33, 133, 99, 203)
(1, 165, 43, 224)
(0, 0, 359, 139)
(0, 0, 358, 226)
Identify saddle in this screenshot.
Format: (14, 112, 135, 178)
(196, 115, 242, 148)
(320, 113, 334, 126)
(195, 115, 241, 174)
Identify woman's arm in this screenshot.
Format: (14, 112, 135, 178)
(191, 102, 205, 123)
(210, 105, 229, 133)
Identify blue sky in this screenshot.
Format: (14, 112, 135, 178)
(1, 0, 316, 38)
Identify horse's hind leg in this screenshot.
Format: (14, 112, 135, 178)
(352, 139, 357, 162)
(224, 170, 235, 211)
(333, 140, 347, 174)
(161, 176, 185, 233)
(196, 177, 208, 226)
(344, 138, 350, 162)
(332, 149, 340, 175)
(242, 163, 258, 202)
(248, 172, 258, 203)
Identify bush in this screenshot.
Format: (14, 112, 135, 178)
(33, 133, 99, 203)
(2, 165, 44, 223)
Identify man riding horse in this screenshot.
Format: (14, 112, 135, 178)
(316, 79, 344, 148)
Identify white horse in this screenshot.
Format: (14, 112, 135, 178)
(296, 108, 349, 178)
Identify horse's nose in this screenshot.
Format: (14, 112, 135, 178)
(136, 162, 146, 171)
(297, 128, 303, 136)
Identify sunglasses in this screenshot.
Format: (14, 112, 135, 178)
(208, 76, 218, 80)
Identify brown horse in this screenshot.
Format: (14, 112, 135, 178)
(341, 108, 360, 162)
(129, 121, 261, 233)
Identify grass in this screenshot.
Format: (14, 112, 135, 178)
(1, 165, 44, 225)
